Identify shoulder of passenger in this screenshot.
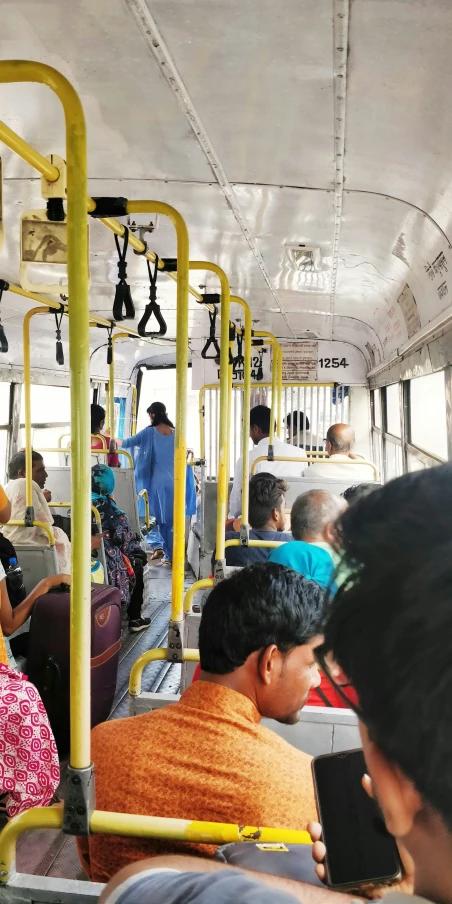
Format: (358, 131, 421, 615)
(258, 723, 312, 760)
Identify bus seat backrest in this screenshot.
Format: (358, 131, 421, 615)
(110, 468, 140, 535)
(46, 466, 141, 537)
(262, 707, 360, 756)
(14, 544, 58, 594)
(284, 476, 379, 508)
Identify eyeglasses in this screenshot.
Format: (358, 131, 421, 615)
(315, 643, 363, 718)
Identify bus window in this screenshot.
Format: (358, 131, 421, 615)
(385, 384, 401, 437)
(385, 438, 403, 480)
(373, 388, 382, 428)
(19, 385, 71, 464)
(0, 383, 10, 482)
(410, 371, 448, 460)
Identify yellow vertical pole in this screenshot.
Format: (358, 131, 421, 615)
(190, 263, 231, 564)
(227, 332, 234, 488)
(109, 347, 115, 447)
(131, 385, 137, 436)
(199, 387, 205, 460)
(269, 340, 277, 448)
(23, 309, 49, 512)
(277, 345, 283, 438)
(0, 63, 91, 770)
(105, 382, 110, 430)
(126, 202, 189, 628)
(231, 298, 252, 524)
(253, 332, 282, 449)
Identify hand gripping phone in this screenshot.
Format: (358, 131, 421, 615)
(312, 749, 402, 891)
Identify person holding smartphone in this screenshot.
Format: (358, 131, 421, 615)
(308, 463, 452, 902)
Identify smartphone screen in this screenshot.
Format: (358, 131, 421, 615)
(312, 749, 401, 889)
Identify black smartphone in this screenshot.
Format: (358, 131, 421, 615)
(312, 748, 402, 891)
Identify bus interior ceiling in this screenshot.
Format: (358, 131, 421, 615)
(1, 0, 452, 395)
(0, 0, 452, 898)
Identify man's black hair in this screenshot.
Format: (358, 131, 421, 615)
(249, 472, 288, 529)
(286, 411, 310, 432)
(91, 403, 106, 435)
(323, 463, 452, 829)
(342, 483, 378, 505)
(8, 450, 43, 480)
(250, 405, 273, 435)
(199, 562, 325, 674)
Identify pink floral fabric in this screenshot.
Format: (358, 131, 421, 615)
(0, 663, 60, 817)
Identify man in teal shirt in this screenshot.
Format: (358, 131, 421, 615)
(268, 490, 347, 589)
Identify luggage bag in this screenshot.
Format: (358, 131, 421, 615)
(27, 584, 122, 751)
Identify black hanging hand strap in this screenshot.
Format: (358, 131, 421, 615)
(137, 257, 167, 338)
(113, 229, 135, 322)
(233, 331, 244, 370)
(256, 348, 264, 382)
(0, 280, 9, 354)
(106, 324, 114, 366)
(54, 305, 65, 366)
(201, 309, 221, 359)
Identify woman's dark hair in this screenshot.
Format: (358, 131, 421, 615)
(323, 463, 452, 830)
(147, 401, 174, 428)
(91, 403, 106, 435)
(199, 562, 325, 674)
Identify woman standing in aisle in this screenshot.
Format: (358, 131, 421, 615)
(120, 402, 196, 565)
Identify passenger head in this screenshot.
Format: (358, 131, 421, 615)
(286, 411, 310, 442)
(91, 403, 106, 435)
(8, 450, 48, 489)
(92, 464, 116, 497)
(291, 490, 346, 545)
(199, 563, 324, 724)
(322, 464, 452, 891)
(342, 482, 378, 505)
(147, 401, 174, 428)
(248, 473, 287, 531)
(249, 405, 274, 444)
(326, 423, 355, 456)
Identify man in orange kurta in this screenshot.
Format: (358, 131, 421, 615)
(78, 563, 325, 882)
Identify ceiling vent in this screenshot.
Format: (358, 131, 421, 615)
(298, 330, 319, 339)
(284, 243, 321, 272)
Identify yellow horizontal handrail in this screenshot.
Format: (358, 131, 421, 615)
(129, 647, 201, 696)
(0, 806, 310, 882)
(91, 433, 108, 451)
(251, 455, 379, 479)
(137, 488, 150, 530)
(224, 539, 284, 549)
(6, 283, 169, 346)
(57, 432, 71, 449)
(34, 447, 134, 468)
(7, 519, 55, 547)
(0, 121, 208, 307)
(200, 382, 335, 392)
(49, 501, 102, 525)
(184, 578, 213, 614)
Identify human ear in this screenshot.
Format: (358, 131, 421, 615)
(360, 725, 422, 838)
(258, 644, 279, 686)
(323, 521, 336, 544)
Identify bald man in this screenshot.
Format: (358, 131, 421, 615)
(268, 490, 347, 588)
(304, 424, 376, 481)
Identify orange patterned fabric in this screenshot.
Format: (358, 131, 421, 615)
(78, 681, 316, 882)
(0, 627, 8, 666)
